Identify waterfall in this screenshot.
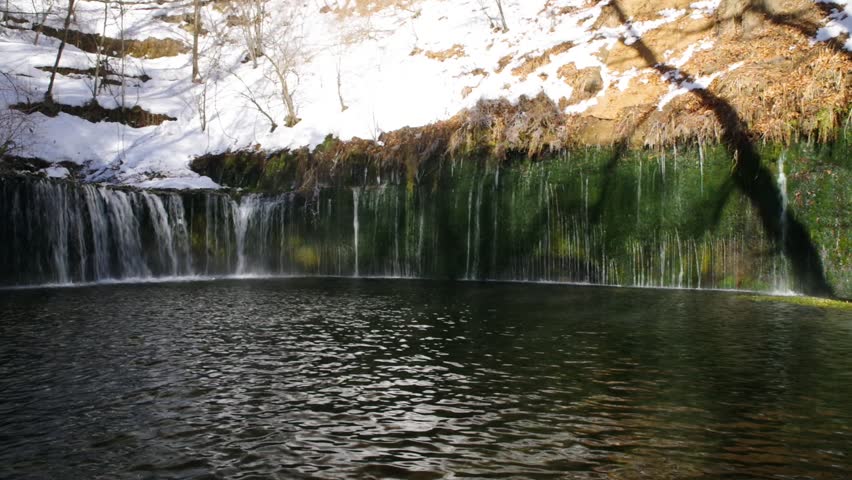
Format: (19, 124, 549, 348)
(471, 177, 485, 278)
(235, 196, 254, 274)
(353, 187, 360, 277)
(142, 193, 179, 276)
(465, 187, 473, 279)
(774, 152, 791, 293)
(777, 151, 788, 245)
(0, 147, 823, 295)
(636, 158, 642, 224)
(0, 178, 200, 284)
(698, 142, 705, 196)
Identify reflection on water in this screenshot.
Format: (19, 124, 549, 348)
(1, 279, 851, 479)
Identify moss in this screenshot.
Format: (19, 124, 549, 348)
(741, 295, 852, 311)
(816, 107, 838, 143)
(294, 246, 320, 269)
(182, 133, 850, 295)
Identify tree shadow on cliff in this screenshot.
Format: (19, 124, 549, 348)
(589, 0, 834, 296)
(748, 1, 852, 59)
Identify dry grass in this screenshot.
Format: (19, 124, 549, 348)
(584, 0, 851, 146)
(495, 55, 514, 73)
(664, 16, 852, 145)
(448, 94, 567, 159)
(511, 42, 574, 79)
(419, 44, 466, 61)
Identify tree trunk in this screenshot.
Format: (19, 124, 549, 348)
(191, 0, 200, 83)
(91, 0, 108, 102)
(45, 0, 75, 103)
(281, 75, 298, 127)
(336, 59, 347, 112)
(271, 60, 298, 127)
(118, 0, 126, 109)
(495, 0, 508, 32)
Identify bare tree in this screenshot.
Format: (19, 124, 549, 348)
(116, 0, 126, 108)
(32, 0, 56, 45)
(230, 0, 265, 68)
(234, 73, 278, 132)
(90, 0, 109, 102)
(195, 6, 228, 132)
(265, 43, 302, 126)
(261, 1, 308, 127)
(0, 109, 32, 156)
(45, 0, 75, 103)
(475, 0, 507, 32)
(495, 0, 508, 32)
(196, 80, 208, 131)
(191, 0, 201, 82)
(227, 0, 309, 128)
(475, 0, 496, 29)
(336, 55, 347, 112)
(1, 72, 36, 156)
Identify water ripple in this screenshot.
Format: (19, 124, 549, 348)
(1, 278, 851, 479)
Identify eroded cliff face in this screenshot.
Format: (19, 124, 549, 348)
(0, 0, 849, 185)
(337, 0, 850, 147)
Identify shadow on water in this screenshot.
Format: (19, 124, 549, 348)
(586, 0, 835, 297)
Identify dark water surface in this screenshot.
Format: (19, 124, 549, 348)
(1, 279, 851, 479)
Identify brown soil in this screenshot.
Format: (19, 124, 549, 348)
(495, 55, 514, 73)
(33, 24, 188, 59)
(511, 42, 575, 79)
(557, 65, 605, 102)
(35, 66, 151, 86)
(12, 101, 176, 128)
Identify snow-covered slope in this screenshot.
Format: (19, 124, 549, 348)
(0, 0, 849, 188)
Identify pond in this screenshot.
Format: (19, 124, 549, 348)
(1, 279, 851, 479)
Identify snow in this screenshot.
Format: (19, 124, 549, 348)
(42, 165, 69, 178)
(658, 60, 744, 111)
(690, 0, 722, 19)
(615, 68, 640, 91)
(0, 0, 842, 189)
(134, 176, 220, 190)
(815, 0, 852, 51)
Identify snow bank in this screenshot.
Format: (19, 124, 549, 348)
(0, 0, 842, 188)
(816, 0, 852, 51)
